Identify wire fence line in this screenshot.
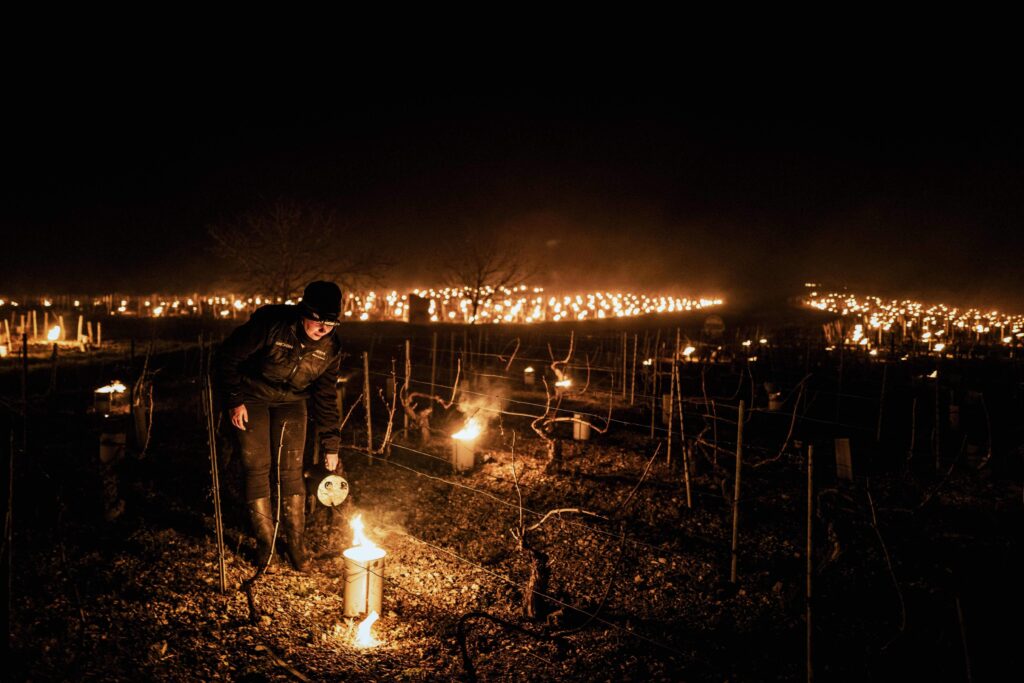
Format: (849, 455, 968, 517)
(222, 328, 990, 666)
(399, 529, 692, 660)
(360, 345, 899, 419)
(357, 447, 722, 559)
(360, 347, 896, 467)
(369, 336, 960, 418)
(320, 336, 935, 633)
(358, 365, 877, 450)
(326, 518, 694, 664)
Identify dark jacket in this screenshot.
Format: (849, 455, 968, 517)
(216, 305, 342, 453)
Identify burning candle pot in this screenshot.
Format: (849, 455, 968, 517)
(94, 381, 129, 416)
(451, 416, 483, 472)
(343, 515, 386, 621)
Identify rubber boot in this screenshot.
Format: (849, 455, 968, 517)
(283, 494, 310, 572)
(247, 497, 277, 572)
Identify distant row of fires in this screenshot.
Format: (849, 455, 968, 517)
(0, 287, 723, 325)
(803, 287, 1024, 349)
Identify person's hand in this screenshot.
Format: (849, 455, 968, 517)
(230, 404, 249, 431)
(325, 452, 339, 471)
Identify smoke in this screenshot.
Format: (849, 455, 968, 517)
(455, 373, 510, 430)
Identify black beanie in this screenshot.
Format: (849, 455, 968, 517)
(300, 281, 342, 321)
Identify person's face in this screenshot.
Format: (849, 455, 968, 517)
(303, 318, 335, 341)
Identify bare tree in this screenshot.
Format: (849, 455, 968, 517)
(444, 235, 531, 323)
(209, 200, 389, 300)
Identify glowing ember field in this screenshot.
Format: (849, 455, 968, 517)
(5, 298, 1023, 681)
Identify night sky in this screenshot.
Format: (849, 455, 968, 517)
(3, 78, 1022, 310)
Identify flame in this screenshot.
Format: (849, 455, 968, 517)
(523, 366, 534, 373)
(47, 325, 61, 341)
(682, 346, 696, 357)
(453, 416, 483, 441)
(350, 514, 378, 551)
(554, 379, 572, 388)
(95, 381, 127, 394)
(355, 611, 379, 647)
(345, 514, 386, 562)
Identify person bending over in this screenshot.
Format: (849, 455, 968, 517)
(216, 281, 343, 572)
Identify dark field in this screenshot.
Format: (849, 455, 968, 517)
(3, 303, 1022, 681)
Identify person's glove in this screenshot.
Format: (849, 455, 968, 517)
(325, 452, 339, 471)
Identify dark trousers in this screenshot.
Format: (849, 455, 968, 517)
(235, 401, 307, 501)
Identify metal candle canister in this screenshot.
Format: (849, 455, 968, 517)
(572, 413, 590, 441)
(523, 366, 535, 386)
(451, 417, 482, 472)
(99, 431, 126, 464)
(451, 438, 475, 472)
(343, 545, 386, 617)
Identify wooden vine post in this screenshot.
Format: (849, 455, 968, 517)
(876, 363, 887, 442)
(449, 331, 455, 384)
(630, 333, 638, 405)
(363, 351, 372, 463)
(666, 356, 674, 468)
(403, 340, 411, 433)
(430, 331, 438, 398)
(729, 399, 745, 583)
(934, 373, 941, 469)
(806, 444, 814, 683)
(621, 331, 627, 398)
(676, 361, 692, 508)
(908, 396, 917, 464)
